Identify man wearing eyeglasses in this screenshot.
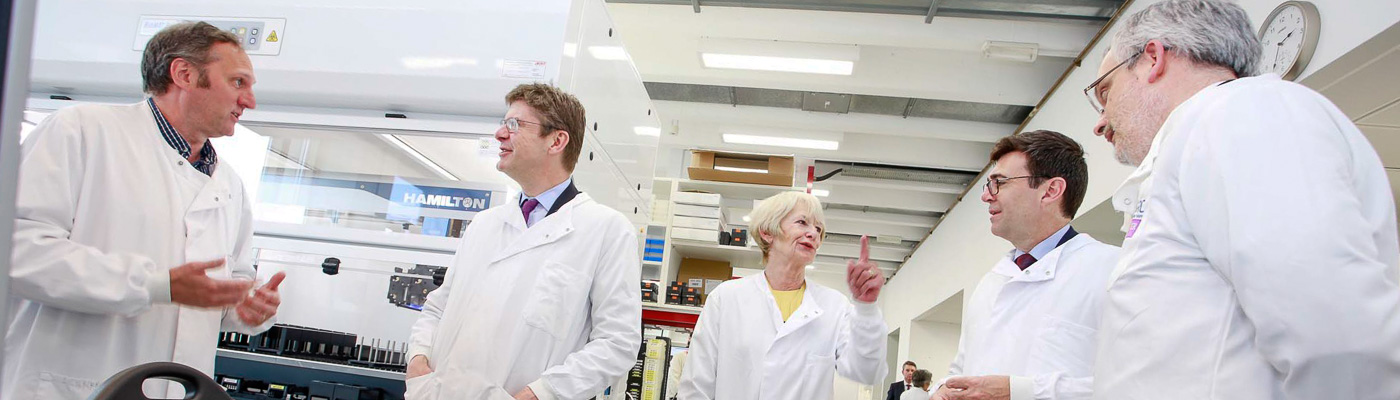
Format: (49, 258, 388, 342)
(404, 83, 641, 400)
(931, 130, 1119, 400)
(1085, 1, 1400, 399)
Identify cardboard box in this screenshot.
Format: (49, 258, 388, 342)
(672, 191, 723, 206)
(677, 258, 733, 303)
(673, 215, 723, 231)
(673, 227, 720, 243)
(687, 150, 795, 187)
(672, 203, 723, 219)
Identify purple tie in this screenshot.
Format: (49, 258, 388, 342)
(1015, 253, 1037, 270)
(521, 198, 541, 224)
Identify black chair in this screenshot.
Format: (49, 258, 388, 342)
(87, 362, 232, 400)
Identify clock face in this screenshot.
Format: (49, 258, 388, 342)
(1260, 4, 1310, 77)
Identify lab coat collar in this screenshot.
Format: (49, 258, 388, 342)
(1111, 79, 1236, 233)
(754, 272, 825, 340)
(492, 193, 588, 263)
(993, 234, 1094, 282)
(504, 183, 582, 231)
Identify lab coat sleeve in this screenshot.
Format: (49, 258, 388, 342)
(1019, 373, 1090, 400)
(408, 223, 473, 364)
(835, 301, 889, 386)
(676, 286, 723, 400)
(1176, 88, 1400, 399)
(536, 219, 642, 399)
(9, 108, 170, 316)
(221, 191, 275, 335)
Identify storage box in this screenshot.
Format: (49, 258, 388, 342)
(683, 294, 700, 306)
(677, 258, 733, 303)
(673, 191, 723, 206)
(672, 203, 723, 219)
(672, 227, 720, 243)
(673, 215, 723, 231)
(687, 150, 795, 187)
(728, 228, 748, 246)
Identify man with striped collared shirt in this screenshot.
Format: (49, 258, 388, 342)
(6, 21, 285, 399)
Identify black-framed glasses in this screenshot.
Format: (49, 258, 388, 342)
(984, 175, 1045, 196)
(1083, 46, 1156, 114)
(500, 117, 550, 134)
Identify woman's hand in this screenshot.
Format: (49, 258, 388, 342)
(846, 235, 884, 303)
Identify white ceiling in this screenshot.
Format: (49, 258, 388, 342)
(606, 1, 1122, 273)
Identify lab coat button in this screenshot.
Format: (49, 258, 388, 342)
(1045, 271, 1051, 276)
(177, 161, 184, 166)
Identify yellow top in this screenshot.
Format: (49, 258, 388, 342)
(771, 285, 806, 322)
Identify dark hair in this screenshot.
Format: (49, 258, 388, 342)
(989, 130, 1089, 219)
(141, 21, 242, 95)
(903, 361, 917, 369)
(505, 83, 588, 172)
(912, 369, 933, 388)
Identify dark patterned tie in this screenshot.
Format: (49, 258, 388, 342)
(521, 198, 540, 225)
(1015, 253, 1037, 270)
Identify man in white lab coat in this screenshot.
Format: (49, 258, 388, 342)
(405, 83, 641, 400)
(932, 130, 1119, 400)
(1086, 1, 1400, 398)
(5, 22, 285, 399)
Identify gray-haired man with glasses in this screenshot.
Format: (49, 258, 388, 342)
(930, 130, 1119, 400)
(1085, 1, 1400, 399)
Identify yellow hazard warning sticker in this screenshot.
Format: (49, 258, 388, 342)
(266, 30, 279, 42)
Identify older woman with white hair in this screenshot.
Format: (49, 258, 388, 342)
(677, 191, 888, 400)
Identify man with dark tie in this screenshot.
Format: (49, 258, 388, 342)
(886, 361, 917, 400)
(930, 130, 1119, 400)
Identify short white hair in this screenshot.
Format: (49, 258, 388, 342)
(749, 191, 826, 263)
(1111, 0, 1260, 78)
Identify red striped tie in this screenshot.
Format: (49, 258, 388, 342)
(1015, 253, 1036, 270)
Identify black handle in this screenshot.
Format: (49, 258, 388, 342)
(87, 362, 231, 400)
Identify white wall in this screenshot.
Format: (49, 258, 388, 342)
(909, 321, 961, 378)
(880, 0, 1400, 373)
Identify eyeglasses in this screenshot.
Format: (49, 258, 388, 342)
(500, 117, 550, 134)
(984, 175, 1044, 196)
(1083, 46, 1154, 115)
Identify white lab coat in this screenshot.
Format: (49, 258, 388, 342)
(1095, 74, 1400, 399)
(5, 101, 269, 399)
(943, 233, 1119, 400)
(677, 273, 889, 400)
(406, 193, 641, 400)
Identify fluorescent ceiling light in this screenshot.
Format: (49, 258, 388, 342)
(806, 265, 815, 270)
(588, 46, 628, 61)
(634, 126, 661, 137)
(982, 41, 1039, 63)
(742, 215, 751, 222)
(715, 165, 768, 174)
(563, 43, 578, 58)
(383, 134, 459, 181)
(722, 133, 840, 151)
(810, 189, 830, 197)
(701, 53, 853, 75)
